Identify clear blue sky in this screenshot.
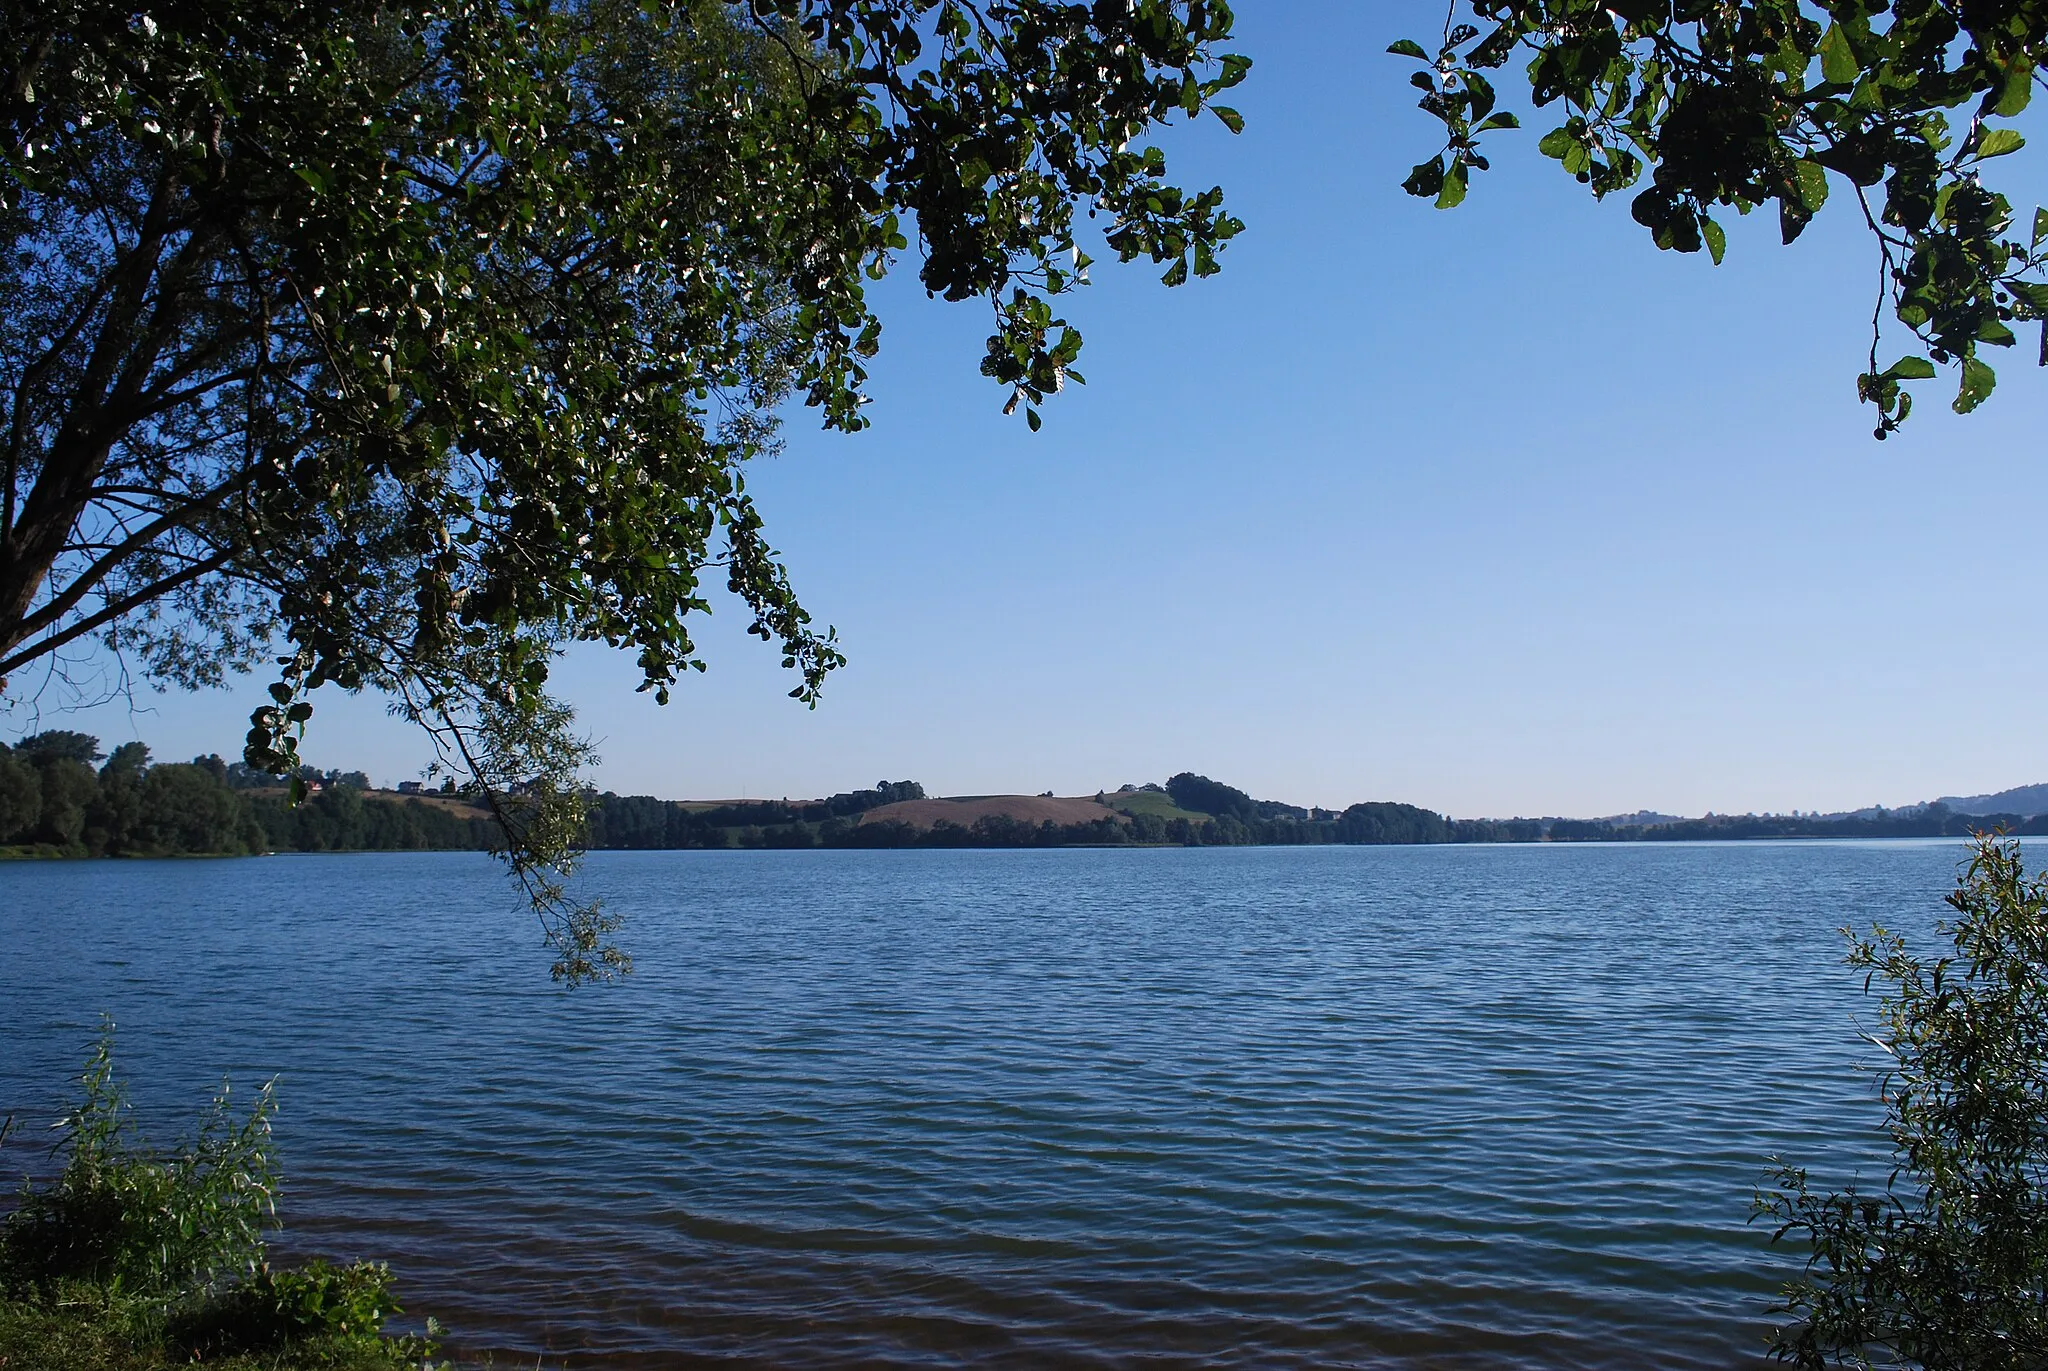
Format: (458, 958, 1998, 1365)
(23, 3, 2048, 818)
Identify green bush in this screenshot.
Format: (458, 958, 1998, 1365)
(0, 1022, 431, 1366)
(169, 1260, 401, 1355)
(0, 1020, 277, 1303)
(1759, 833, 2048, 1368)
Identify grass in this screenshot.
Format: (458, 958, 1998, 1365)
(1098, 789, 1211, 824)
(0, 1297, 426, 1371)
(0, 843, 87, 860)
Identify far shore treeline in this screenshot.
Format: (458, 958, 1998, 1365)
(0, 731, 492, 858)
(3, 731, 2044, 860)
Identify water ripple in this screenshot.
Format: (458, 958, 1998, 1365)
(0, 841, 1985, 1368)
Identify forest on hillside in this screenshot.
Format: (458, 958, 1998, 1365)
(0, 732, 494, 857)
(583, 772, 2048, 850)
(7, 737, 2043, 860)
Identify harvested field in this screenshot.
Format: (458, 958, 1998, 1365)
(857, 795, 1125, 829)
(369, 790, 489, 816)
(242, 785, 486, 816)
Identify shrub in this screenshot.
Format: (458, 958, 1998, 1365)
(0, 1023, 430, 1366)
(1757, 833, 2048, 1369)
(0, 1019, 277, 1304)
(169, 1259, 401, 1355)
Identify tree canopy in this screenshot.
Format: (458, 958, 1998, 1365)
(0, 732, 499, 855)
(1395, 0, 2048, 435)
(0, 0, 1246, 976)
(1165, 770, 1258, 823)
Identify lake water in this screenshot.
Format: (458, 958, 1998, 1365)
(0, 841, 1992, 1368)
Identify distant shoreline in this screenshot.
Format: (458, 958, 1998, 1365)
(7, 735, 2044, 860)
(570, 784, 2048, 853)
(8, 804, 2039, 863)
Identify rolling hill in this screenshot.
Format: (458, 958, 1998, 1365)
(858, 795, 1126, 829)
(1934, 783, 2048, 818)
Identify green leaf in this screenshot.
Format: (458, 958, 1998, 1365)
(1702, 216, 1726, 265)
(1994, 60, 2035, 117)
(1538, 128, 1577, 160)
(1792, 159, 1829, 213)
(1464, 72, 1496, 121)
(1975, 127, 2025, 159)
(1955, 356, 1997, 413)
(1210, 105, 1244, 134)
(2034, 207, 2048, 246)
(1818, 25, 1858, 86)
(1386, 39, 1429, 59)
(1025, 407, 1041, 432)
(1436, 158, 1469, 210)
(1882, 356, 1937, 381)
(1402, 158, 1446, 198)
(2007, 280, 2048, 312)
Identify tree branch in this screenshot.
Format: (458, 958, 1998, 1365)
(4, 467, 257, 651)
(0, 547, 236, 680)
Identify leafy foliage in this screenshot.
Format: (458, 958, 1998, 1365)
(167, 1260, 402, 1357)
(1757, 834, 2048, 1368)
(1395, 1, 2048, 435)
(0, 0, 1245, 977)
(13, 730, 105, 765)
(0, 1026, 431, 1368)
(0, 1021, 278, 1305)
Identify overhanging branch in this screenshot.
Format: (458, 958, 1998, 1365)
(0, 546, 236, 680)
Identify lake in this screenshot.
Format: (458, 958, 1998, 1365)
(0, 841, 1987, 1367)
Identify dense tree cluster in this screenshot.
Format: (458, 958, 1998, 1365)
(579, 779, 1466, 850)
(246, 781, 495, 853)
(1165, 771, 1259, 823)
(10, 749, 2038, 858)
(0, 731, 491, 856)
(0, 730, 261, 855)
